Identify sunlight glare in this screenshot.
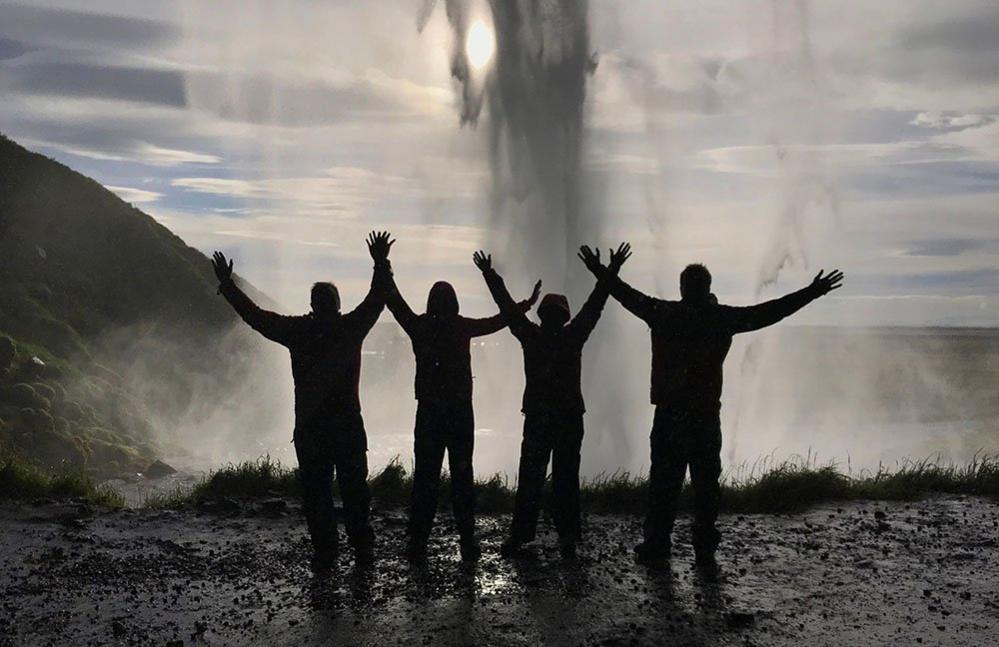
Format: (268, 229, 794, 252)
(466, 19, 495, 70)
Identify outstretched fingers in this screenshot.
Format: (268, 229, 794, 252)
(472, 250, 492, 270)
(608, 242, 632, 268)
(826, 269, 844, 291)
(814, 268, 844, 294)
(528, 279, 543, 305)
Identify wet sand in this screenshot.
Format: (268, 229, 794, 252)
(1, 496, 997, 646)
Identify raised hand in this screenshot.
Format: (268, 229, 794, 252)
(212, 251, 233, 283)
(577, 245, 604, 275)
(608, 242, 632, 274)
(526, 280, 543, 307)
(809, 269, 844, 296)
(367, 230, 394, 262)
(473, 250, 492, 272)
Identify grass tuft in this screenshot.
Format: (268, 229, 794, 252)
(0, 444, 124, 507)
(144, 452, 999, 515)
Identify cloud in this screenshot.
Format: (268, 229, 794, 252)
(182, 68, 451, 127)
(171, 167, 419, 219)
(911, 112, 996, 130)
(930, 120, 999, 162)
(903, 239, 987, 257)
(0, 38, 34, 61)
(26, 138, 220, 167)
(4, 60, 187, 107)
(882, 3, 999, 88)
(105, 185, 163, 204)
(0, 3, 179, 51)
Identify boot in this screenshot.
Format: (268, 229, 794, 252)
(459, 537, 482, 562)
(634, 541, 671, 565)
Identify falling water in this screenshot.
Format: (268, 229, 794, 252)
(419, 0, 595, 288)
(727, 0, 842, 463)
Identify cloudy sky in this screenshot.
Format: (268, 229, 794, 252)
(2, 0, 998, 326)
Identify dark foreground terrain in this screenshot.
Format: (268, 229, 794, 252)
(1, 497, 997, 646)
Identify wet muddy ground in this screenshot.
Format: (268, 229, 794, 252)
(1, 496, 997, 646)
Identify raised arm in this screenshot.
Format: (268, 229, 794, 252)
(579, 243, 661, 325)
(568, 244, 629, 342)
(343, 231, 394, 335)
(463, 280, 542, 337)
(724, 269, 844, 334)
(474, 251, 537, 341)
(382, 263, 420, 337)
(213, 251, 299, 346)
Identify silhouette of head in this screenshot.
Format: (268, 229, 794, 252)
(427, 281, 459, 319)
(311, 282, 341, 318)
(538, 293, 571, 328)
(680, 264, 712, 302)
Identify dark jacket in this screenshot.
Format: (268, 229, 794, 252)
(385, 275, 527, 403)
(220, 260, 390, 429)
(609, 277, 821, 407)
(483, 269, 611, 415)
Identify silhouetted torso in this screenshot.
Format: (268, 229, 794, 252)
(610, 281, 821, 407)
(386, 279, 514, 404)
(220, 270, 387, 428)
(646, 301, 734, 407)
(483, 270, 610, 414)
(400, 315, 496, 403)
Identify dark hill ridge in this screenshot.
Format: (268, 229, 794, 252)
(0, 133, 273, 474)
(0, 132, 239, 338)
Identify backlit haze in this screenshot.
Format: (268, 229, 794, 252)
(2, 0, 998, 477)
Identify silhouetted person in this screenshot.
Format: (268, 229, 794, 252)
(475, 244, 629, 559)
(384, 254, 541, 562)
(211, 231, 394, 573)
(584, 248, 843, 569)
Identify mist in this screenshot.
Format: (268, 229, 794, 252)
(127, 0, 999, 480)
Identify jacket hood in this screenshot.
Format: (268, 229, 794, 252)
(427, 281, 459, 318)
(538, 293, 571, 322)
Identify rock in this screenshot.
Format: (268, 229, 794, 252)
(144, 460, 178, 479)
(25, 356, 47, 378)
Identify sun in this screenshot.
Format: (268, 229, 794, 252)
(466, 19, 495, 71)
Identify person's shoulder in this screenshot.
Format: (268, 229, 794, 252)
(655, 298, 681, 315)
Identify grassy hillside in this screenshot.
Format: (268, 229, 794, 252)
(0, 133, 265, 475)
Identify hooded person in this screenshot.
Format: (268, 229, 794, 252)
(474, 244, 629, 559)
(583, 248, 843, 570)
(384, 260, 541, 562)
(210, 231, 394, 573)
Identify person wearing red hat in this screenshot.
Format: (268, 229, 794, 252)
(384, 254, 541, 563)
(474, 243, 631, 559)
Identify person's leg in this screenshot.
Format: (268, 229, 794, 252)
(689, 409, 723, 565)
(639, 406, 689, 561)
(446, 401, 479, 560)
(333, 410, 375, 565)
(503, 415, 552, 553)
(550, 413, 584, 557)
(295, 430, 337, 571)
(407, 402, 447, 557)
